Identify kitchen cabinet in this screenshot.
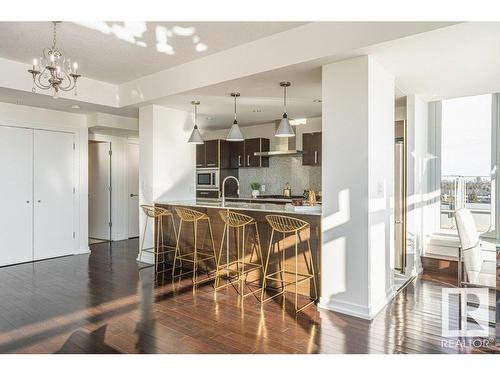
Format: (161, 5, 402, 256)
(196, 140, 230, 168)
(196, 190, 219, 199)
(205, 139, 219, 167)
(302, 132, 322, 166)
(229, 141, 245, 168)
(244, 138, 269, 168)
(196, 143, 205, 168)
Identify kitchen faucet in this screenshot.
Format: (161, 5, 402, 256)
(221, 176, 239, 206)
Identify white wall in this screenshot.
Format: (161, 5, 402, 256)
(320, 56, 395, 320)
(405, 95, 430, 272)
(139, 105, 196, 260)
(0, 102, 89, 254)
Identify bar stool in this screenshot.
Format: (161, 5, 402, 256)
(215, 210, 264, 298)
(171, 207, 218, 286)
(139, 205, 178, 275)
(261, 215, 318, 313)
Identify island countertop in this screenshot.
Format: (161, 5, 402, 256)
(154, 199, 322, 216)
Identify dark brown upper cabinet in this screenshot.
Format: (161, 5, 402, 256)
(229, 141, 245, 168)
(244, 138, 269, 168)
(197, 139, 230, 169)
(302, 132, 322, 166)
(196, 143, 205, 168)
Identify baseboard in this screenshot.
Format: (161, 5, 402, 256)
(318, 298, 373, 320)
(75, 247, 91, 255)
(136, 251, 154, 264)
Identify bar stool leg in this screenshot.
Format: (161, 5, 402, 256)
(139, 216, 148, 263)
(172, 219, 183, 278)
(308, 238, 318, 301)
(295, 230, 299, 312)
(207, 218, 218, 273)
(261, 228, 274, 302)
(216, 222, 227, 288)
(193, 220, 198, 285)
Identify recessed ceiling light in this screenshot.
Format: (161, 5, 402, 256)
(205, 116, 213, 120)
(252, 109, 262, 113)
(313, 99, 322, 103)
(70, 104, 80, 109)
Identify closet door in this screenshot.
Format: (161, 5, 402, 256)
(0, 126, 33, 266)
(33, 130, 75, 260)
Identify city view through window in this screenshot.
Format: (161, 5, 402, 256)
(440, 94, 493, 232)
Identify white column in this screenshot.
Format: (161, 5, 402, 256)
(138, 105, 196, 262)
(320, 55, 395, 320)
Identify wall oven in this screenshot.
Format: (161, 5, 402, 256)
(196, 168, 219, 190)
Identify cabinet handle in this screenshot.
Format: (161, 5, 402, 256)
(196, 164, 203, 167)
(207, 163, 216, 167)
(247, 155, 250, 166)
(314, 151, 318, 164)
(199, 191, 209, 195)
(238, 155, 241, 166)
(26, 200, 30, 204)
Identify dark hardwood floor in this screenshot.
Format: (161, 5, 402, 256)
(0, 238, 497, 354)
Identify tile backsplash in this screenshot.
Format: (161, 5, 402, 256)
(238, 156, 321, 196)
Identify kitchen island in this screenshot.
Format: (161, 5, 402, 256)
(154, 200, 321, 298)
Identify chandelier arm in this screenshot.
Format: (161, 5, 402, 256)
(58, 71, 73, 91)
(35, 72, 52, 89)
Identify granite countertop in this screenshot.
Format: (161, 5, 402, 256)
(155, 199, 322, 216)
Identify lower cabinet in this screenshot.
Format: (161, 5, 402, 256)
(0, 126, 75, 266)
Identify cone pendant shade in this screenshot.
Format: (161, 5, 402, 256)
(275, 113, 295, 137)
(188, 125, 204, 144)
(227, 120, 244, 141)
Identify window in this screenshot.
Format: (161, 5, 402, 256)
(440, 94, 493, 233)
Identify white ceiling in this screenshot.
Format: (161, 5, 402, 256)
(154, 64, 322, 129)
(0, 21, 498, 129)
(360, 22, 500, 101)
(0, 21, 307, 83)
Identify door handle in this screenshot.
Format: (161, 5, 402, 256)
(395, 220, 403, 224)
(247, 155, 250, 166)
(314, 151, 318, 164)
(130, 194, 139, 197)
(238, 155, 242, 166)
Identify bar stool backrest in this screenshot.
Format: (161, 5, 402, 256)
(265, 215, 309, 233)
(141, 205, 170, 218)
(175, 207, 206, 222)
(219, 210, 254, 228)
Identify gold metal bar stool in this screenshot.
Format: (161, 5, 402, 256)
(215, 210, 264, 298)
(171, 207, 218, 286)
(139, 205, 179, 275)
(261, 215, 318, 313)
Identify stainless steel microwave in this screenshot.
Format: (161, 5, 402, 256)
(196, 168, 219, 190)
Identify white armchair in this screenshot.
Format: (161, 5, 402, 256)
(454, 208, 495, 288)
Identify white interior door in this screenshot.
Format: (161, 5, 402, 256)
(33, 130, 75, 260)
(127, 143, 140, 238)
(0, 126, 33, 266)
(88, 142, 111, 240)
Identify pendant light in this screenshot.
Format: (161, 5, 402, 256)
(275, 81, 295, 137)
(226, 92, 244, 142)
(188, 100, 204, 144)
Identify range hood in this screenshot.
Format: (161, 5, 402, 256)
(254, 121, 303, 157)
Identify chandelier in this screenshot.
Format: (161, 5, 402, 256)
(28, 21, 81, 99)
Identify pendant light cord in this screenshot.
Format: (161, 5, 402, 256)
(234, 95, 237, 121)
(194, 103, 198, 127)
(283, 85, 287, 114)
